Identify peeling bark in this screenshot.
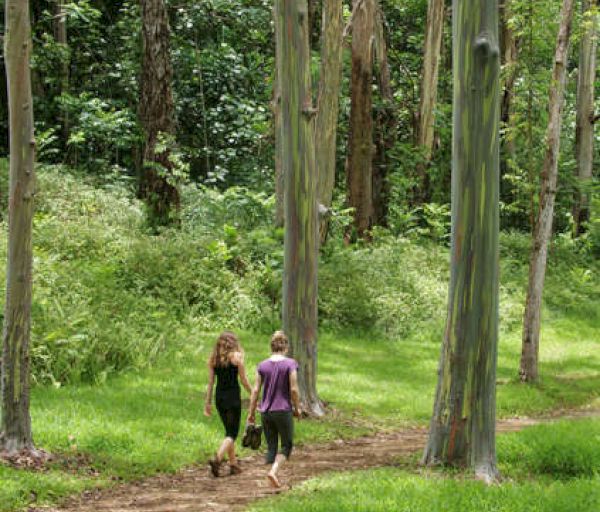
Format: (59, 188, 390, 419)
(139, 0, 179, 227)
(346, 0, 375, 239)
(423, 0, 501, 483)
(276, 0, 323, 416)
(520, 0, 575, 383)
(2, 0, 36, 454)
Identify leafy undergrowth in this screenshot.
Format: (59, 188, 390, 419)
(250, 419, 600, 512)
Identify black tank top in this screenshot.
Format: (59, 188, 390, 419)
(215, 363, 241, 407)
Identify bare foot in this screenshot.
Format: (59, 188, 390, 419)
(267, 472, 281, 488)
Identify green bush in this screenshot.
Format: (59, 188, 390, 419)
(499, 419, 600, 479)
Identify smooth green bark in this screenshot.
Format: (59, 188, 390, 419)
(1, 0, 36, 454)
(276, 0, 323, 416)
(423, 0, 501, 482)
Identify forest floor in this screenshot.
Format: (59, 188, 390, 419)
(34, 408, 599, 512)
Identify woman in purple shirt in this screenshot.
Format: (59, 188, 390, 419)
(248, 331, 301, 488)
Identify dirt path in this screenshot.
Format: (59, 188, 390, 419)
(38, 409, 599, 512)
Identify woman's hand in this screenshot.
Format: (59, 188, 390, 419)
(204, 402, 212, 417)
(293, 407, 302, 419)
(247, 412, 255, 425)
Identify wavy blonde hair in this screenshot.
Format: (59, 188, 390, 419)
(209, 331, 243, 368)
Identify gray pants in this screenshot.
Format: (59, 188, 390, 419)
(261, 410, 294, 463)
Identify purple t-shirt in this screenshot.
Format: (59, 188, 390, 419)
(258, 357, 298, 412)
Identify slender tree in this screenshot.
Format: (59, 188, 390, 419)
(139, 0, 179, 227)
(1, 0, 37, 454)
(275, 0, 323, 416)
(573, 0, 598, 236)
(372, 2, 396, 226)
(347, 0, 375, 239)
(54, 0, 70, 145)
(500, 0, 519, 176)
(415, 0, 445, 203)
(315, 0, 344, 243)
(520, 0, 575, 382)
(422, 0, 501, 483)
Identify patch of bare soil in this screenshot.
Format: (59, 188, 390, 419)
(33, 409, 600, 512)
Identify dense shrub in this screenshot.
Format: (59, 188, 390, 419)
(499, 418, 600, 479)
(0, 164, 597, 384)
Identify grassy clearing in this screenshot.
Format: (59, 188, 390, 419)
(250, 419, 600, 512)
(1, 316, 598, 511)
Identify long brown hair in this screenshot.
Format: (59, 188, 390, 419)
(209, 331, 242, 368)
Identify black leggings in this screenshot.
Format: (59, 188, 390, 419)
(217, 403, 241, 440)
(262, 410, 294, 462)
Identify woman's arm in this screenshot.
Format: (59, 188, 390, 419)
(204, 364, 215, 417)
(247, 372, 262, 424)
(231, 352, 252, 394)
(289, 369, 301, 418)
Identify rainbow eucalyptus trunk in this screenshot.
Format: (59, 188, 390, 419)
(520, 0, 575, 383)
(346, 0, 375, 239)
(2, 0, 36, 454)
(315, 0, 343, 244)
(139, 0, 179, 227)
(573, 0, 597, 236)
(423, 0, 501, 483)
(415, 0, 445, 203)
(276, 0, 323, 416)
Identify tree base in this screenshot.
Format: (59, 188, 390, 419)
(302, 398, 327, 418)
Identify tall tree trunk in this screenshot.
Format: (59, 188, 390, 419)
(54, 0, 70, 146)
(573, 0, 598, 236)
(520, 0, 575, 383)
(346, 0, 375, 239)
(2, 0, 36, 454)
(422, 0, 501, 483)
(276, 0, 323, 416)
(415, 0, 445, 204)
(315, 0, 343, 243)
(372, 2, 396, 226)
(139, 0, 179, 227)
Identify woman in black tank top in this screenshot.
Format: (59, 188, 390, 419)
(204, 331, 252, 477)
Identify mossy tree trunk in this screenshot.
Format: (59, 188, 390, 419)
(415, 0, 445, 203)
(315, 0, 344, 244)
(573, 0, 597, 236)
(1, 0, 36, 455)
(346, 0, 375, 239)
(276, 0, 323, 416)
(422, 0, 501, 483)
(139, 0, 179, 227)
(520, 0, 575, 383)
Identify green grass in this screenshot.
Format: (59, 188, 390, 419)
(249, 469, 600, 512)
(250, 419, 600, 512)
(1, 314, 599, 511)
